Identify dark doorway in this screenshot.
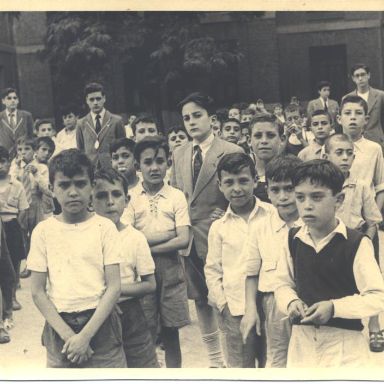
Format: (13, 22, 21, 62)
(309, 44, 347, 102)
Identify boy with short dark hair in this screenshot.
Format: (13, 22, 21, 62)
(27, 149, 126, 368)
(240, 108, 255, 124)
(35, 119, 56, 138)
(53, 105, 79, 156)
(92, 167, 159, 368)
(126, 136, 190, 368)
(274, 159, 384, 367)
(131, 113, 159, 143)
(241, 155, 303, 367)
(205, 152, 274, 367)
(298, 110, 332, 161)
(284, 104, 309, 156)
(167, 125, 191, 154)
(220, 118, 242, 145)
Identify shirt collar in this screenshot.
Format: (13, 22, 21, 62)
(222, 197, 268, 223)
(353, 137, 365, 151)
(343, 175, 357, 188)
(7, 110, 17, 119)
(91, 108, 106, 122)
(294, 218, 347, 243)
(271, 207, 302, 233)
(192, 133, 215, 152)
(138, 182, 169, 199)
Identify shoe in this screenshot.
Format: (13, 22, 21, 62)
(0, 327, 10, 344)
(4, 318, 14, 330)
(20, 268, 31, 279)
(369, 331, 384, 352)
(12, 299, 22, 311)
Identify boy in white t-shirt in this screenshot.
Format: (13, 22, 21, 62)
(27, 149, 126, 368)
(92, 167, 159, 368)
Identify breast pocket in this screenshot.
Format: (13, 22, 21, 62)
(262, 260, 278, 272)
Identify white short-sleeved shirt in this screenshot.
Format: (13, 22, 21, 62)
(0, 177, 29, 221)
(53, 128, 77, 156)
(122, 183, 190, 232)
(27, 214, 123, 313)
(118, 224, 155, 302)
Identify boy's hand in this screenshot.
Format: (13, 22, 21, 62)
(210, 208, 225, 222)
(66, 345, 94, 365)
(62, 333, 92, 363)
(287, 123, 303, 139)
(25, 164, 38, 174)
(301, 300, 334, 325)
(240, 307, 261, 343)
(287, 299, 308, 322)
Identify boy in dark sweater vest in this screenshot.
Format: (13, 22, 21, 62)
(275, 159, 384, 367)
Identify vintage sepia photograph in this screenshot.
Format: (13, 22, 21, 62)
(0, 7, 384, 378)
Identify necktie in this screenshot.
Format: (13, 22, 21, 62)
(10, 113, 16, 130)
(193, 145, 203, 189)
(95, 114, 101, 134)
(324, 100, 328, 112)
(20, 164, 32, 204)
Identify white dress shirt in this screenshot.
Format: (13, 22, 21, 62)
(90, 108, 106, 129)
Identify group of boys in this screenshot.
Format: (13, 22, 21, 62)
(0, 62, 383, 369)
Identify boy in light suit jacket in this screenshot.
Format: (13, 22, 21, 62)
(0, 88, 34, 159)
(171, 92, 243, 367)
(76, 83, 125, 169)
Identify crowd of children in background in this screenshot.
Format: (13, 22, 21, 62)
(0, 62, 384, 369)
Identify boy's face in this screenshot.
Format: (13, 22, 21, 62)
(111, 147, 135, 177)
(267, 179, 297, 218)
(337, 102, 368, 139)
(274, 106, 283, 115)
(318, 86, 330, 99)
(2, 92, 19, 111)
(221, 122, 241, 144)
(37, 123, 55, 138)
(139, 147, 167, 188)
(168, 131, 189, 152)
(0, 158, 10, 179)
(211, 121, 221, 137)
(250, 122, 283, 161)
(135, 122, 158, 143)
(295, 179, 343, 232)
(325, 140, 355, 174)
(92, 179, 128, 225)
(35, 143, 53, 164)
(241, 113, 253, 123)
(228, 108, 240, 121)
(182, 102, 212, 142)
(352, 68, 370, 88)
(17, 144, 34, 163)
(52, 168, 92, 216)
(218, 167, 256, 210)
(285, 110, 302, 126)
(63, 113, 77, 130)
(310, 114, 332, 141)
(86, 91, 105, 114)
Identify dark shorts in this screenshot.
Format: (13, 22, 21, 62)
(118, 298, 159, 368)
(183, 242, 209, 302)
(141, 251, 190, 330)
(42, 307, 126, 368)
(3, 219, 26, 262)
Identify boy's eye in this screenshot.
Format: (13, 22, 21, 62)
(137, 129, 145, 134)
(266, 132, 277, 139)
(112, 191, 123, 198)
(170, 137, 176, 141)
(121, 153, 130, 159)
(183, 116, 190, 122)
(284, 186, 294, 193)
(295, 195, 304, 202)
(253, 133, 262, 139)
(95, 191, 108, 200)
(156, 159, 165, 165)
(111, 155, 118, 161)
(312, 194, 323, 201)
(74, 180, 88, 188)
(58, 182, 70, 190)
(269, 187, 279, 194)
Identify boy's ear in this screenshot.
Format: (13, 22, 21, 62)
(125, 194, 130, 208)
(134, 161, 140, 171)
(335, 191, 345, 207)
(336, 114, 342, 125)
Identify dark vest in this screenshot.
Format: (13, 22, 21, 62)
(288, 226, 364, 331)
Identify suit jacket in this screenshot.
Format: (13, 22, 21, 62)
(76, 110, 125, 168)
(170, 136, 243, 260)
(306, 98, 339, 129)
(343, 87, 384, 148)
(0, 109, 34, 158)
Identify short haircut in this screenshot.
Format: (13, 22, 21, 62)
(324, 133, 353, 153)
(317, 80, 331, 91)
(60, 104, 79, 117)
(168, 125, 191, 139)
(215, 108, 229, 122)
(308, 109, 331, 126)
(131, 113, 158, 135)
(292, 159, 345, 195)
(109, 137, 136, 155)
(1, 87, 18, 99)
(274, 103, 283, 109)
(0, 146, 10, 161)
(284, 103, 301, 115)
(16, 135, 36, 150)
(134, 135, 169, 163)
(217, 152, 256, 181)
(94, 167, 128, 196)
(266, 155, 303, 183)
(241, 108, 255, 116)
(249, 113, 284, 137)
(36, 136, 56, 153)
(350, 63, 370, 77)
(177, 92, 215, 116)
(221, 118, 241, 129)
(84, 82, 105, 98)
(49, 149, 93, 185)
(35, 119, 55, 132)
(229, 106, 240, 112)
(340, 95, 368, 115)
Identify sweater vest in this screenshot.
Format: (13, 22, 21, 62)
(288, 226, 364, 331)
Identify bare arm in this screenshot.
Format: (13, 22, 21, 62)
(121, 274, 156, 298)
(141, 228, 176, 246)
(375, 190, 384, 211)
(150, 225, 190, 254)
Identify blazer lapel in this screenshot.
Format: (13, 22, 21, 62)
(15, 111, 24, 132)
(98, 110, 112, 142)
(85, 113, 97, 138)
(1, 111, 15, 134)
(192, 137, 223, 202)
(182, 142, 193, 201)
(368, 88, 378, 115)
